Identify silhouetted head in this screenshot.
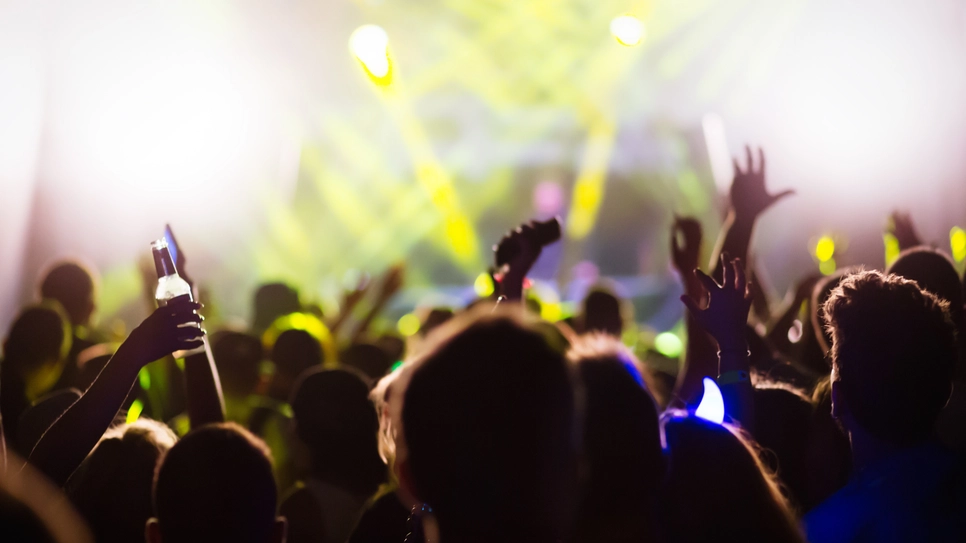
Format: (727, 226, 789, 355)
(149, 423, 284, 543)
(69, 420, 177, 543)
(252, 283, 300, 333)
(752, 383, 813, 512)
(568, 336, 663, 543)
(811, 270, 851, 353)
(579, 285, 624, 337)
(341, 342, 392, 384)
(0, 450, 92, 543)
(212, 331, 263, 400)
(1, 303, 72, 445)
(270, 329, 323, 400)
(38, 261, 97, 328)
(804, 377, 851, 510)
(399, 307, 577, 542)
(290, 368, 385, 496)
(418, 307, 454, 338)
(824, 270, 956, 445)
(661, 414, 804, 543)
(888, 246, 964, 326)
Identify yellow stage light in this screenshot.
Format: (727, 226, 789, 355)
(610, 15, 645, 47)
(474, 272, 495, 297)
(884, 233, 900, 266)
(350, 25, 392, 81)
(397, 313, 421, 337)
(815, 236, 835, 262)
(654, 332, 683, 358)
(951, 227, 966, 262)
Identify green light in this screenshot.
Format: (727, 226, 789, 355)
(397, 313, 421, 337)
(815, 236, 835, 262)
(390, 360, 404, 373)
(819, 258, 836, 276)
(126, 399, 144, 425)
(654, 332, 683, 358)
(951, 227, 966, 262)
(474, 272, 495, 297)
(884, 233, 900, 267)
(138, 367, 151, 390)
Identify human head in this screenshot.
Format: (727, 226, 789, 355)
(290, 368, 385, 496)
(661, 414, 804, 543)
(579, 284, 625, 337)
(752, 383, 813, 512)
(211, 331, 263, 400)
(399, 307, 577, 542)
(568, 335, 663, 543)
(341, 342, 392, 384)
(824, 270, 956, 445)
(811, 269, 850, 353)
(149, 423, 284, 543)
(1, 304, 72, 444)
(270, 329, 323, 400)
(252, 283, 300, 333)
(38, 261, 97, 328)
(69, 420, 177, 543)
(887, 246, 964, 326)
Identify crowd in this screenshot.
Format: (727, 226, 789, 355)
(2, 146, 966, 543)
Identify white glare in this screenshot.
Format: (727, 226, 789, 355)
(610, 15, 644, 47)
(350, 25, 390, 78)
(695, 377, 725, 424)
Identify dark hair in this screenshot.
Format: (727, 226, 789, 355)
(212, 331, 263, 399)
(401, 308, 577, 541)
(252, 282, 300, 333)
(568, 336, 664, 543)
(824, 270, 956, 444)
(341, 342, 392, 383)
(579, 286, 624, 337)
(153, 423, 277, 543)
(661, 414, 805, 543)
(290, 368, 386, 496)
(1, 304, 71, 446)
(887, 247, 964, 325)
(38, 261, 96, 327)
(272, 329, 323, 380)
(752, 383, 813, 512)
(69, 420, 177, 543)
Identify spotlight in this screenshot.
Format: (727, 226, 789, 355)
(610, 15, 644, 47)
(350, 24, 392, 82)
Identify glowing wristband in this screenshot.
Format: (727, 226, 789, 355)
(717, 369, 750, 385)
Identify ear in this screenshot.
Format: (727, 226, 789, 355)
(272, 517, 288, 543)
(146, 518, 162, 543)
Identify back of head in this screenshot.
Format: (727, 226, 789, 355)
(887, 247, 964, 326)
(341, 342, 392, 383)
(580, 285, 624, 337)
(271, 329, 323, 381)
(752, 384, 813, 511)
(153, 423, 277, 543)
(69, 420, 176, 543)
(661, 414, 803, 543)
(811, 270, 851, 353)
(401, 308, 577, 541)
(252, 283, 300, 333)
(2, 304, 71, 444)
(568, 336, 663, 543)
(39, 261, 96, 327)
(212, 331, 263, 399)
(824, 270, 956, 445)
(290, 368, 385, 496)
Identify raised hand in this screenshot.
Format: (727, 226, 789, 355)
(730, 146, 794, 221)
(671, 216, 703, 279)
(495, 221, 544, 301)
(123, 300, 204, 364)
(681, 256, 751, 351)
(889, 210, 922, 250)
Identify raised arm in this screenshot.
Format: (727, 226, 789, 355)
(495, 219, 559, 302)
(670, 217, 719, 404)
(681, 257, 754, 429)
(709, 147, 793, 281)
(888, 210, 923, 252)
(29, 301, 204, 486)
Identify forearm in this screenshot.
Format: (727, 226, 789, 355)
(183, 341, 225, 429)
(674, 315, 720, 405)
(710, 211, 755, 282)
(718, 349, 754, 431)
(500, 271, 525, 303)
(29, 346, 141, 486)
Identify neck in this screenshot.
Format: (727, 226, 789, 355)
(847, 425, 919, 472)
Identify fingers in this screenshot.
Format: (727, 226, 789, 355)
(733, 157, 742, 176)
(768, 189, 795, 204)
(693, 268, 719, 293)
(176, 327, 205, 342)
(721, 254, 734, 288)
(175, 338, 205, 351)
(733, 258, 746, 292)
(745, 145, 753, 173)
(758, 147, 766, 176)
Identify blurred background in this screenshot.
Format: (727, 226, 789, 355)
(2, 0, 965, 338)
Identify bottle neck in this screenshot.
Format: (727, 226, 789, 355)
(153, 247, 178, 278)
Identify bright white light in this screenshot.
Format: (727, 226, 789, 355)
(701, 113, 732, 193)
(610, 15, 644, 47)
(350, 25, 390, 78)
(695, 377, 725, 424)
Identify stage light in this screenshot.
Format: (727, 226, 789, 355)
(397, 313, 421, 337)
(350, 25, 392, 82)
(126, 399, 144, 424)
(138, 368, 151, 391)
(950, 227, 966, 262)
(815, 236, 835, 262)
(695, 377, 725, 424)
(884, 233, 901, 267)
(654, 332, 683, 358)
(610, 15, 644, 47)
(474, 272, 495, 297)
